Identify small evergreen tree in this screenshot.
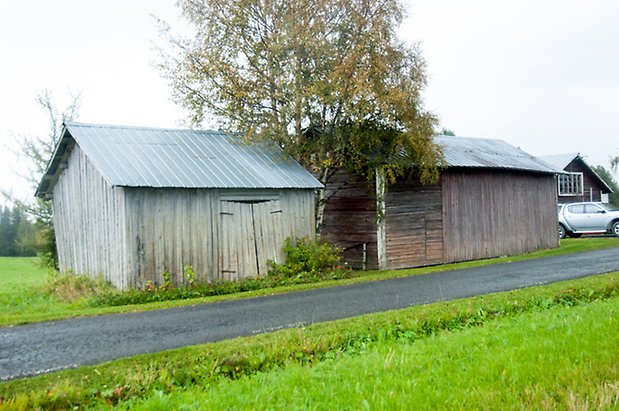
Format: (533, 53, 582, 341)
(0, 205, 10, 255)
(0, 204, 38, 257)
(591, 165, 619, 207)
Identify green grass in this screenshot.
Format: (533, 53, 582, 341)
(0, 237, 618, 327)
(0, 257, 46, 291)
(127, 295, 619, 410)
(0, 257, 74, 325)
(1, 272, 618, 409)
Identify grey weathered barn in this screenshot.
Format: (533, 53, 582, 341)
(36, 122, 323, 289)
(321, 136, 561, 270)
(540, 153, 613, 204)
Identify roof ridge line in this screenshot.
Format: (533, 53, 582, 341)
(64, 121, 224, 134)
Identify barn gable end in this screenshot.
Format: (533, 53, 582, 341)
(51, 143, 130, 288)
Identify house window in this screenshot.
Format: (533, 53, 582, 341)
(558, 172, 583, 196)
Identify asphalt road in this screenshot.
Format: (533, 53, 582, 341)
(2, 246, 619, 381)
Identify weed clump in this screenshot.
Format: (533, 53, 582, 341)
(44, 272, 117, 303)
(87, 238, 354, 307)
(267, 237, 347, 281)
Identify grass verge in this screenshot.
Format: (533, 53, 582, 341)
(1, 271, 617, 409)
(126, 292, 619, 410)
(1, 237, 617, 327)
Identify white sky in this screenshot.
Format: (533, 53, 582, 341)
(1, 0, 618, 205)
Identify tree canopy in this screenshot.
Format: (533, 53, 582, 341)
(159, 0, 442, 184)
(591, 165, 619, 206)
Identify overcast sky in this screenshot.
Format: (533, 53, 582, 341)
(1, 0, 618, 204)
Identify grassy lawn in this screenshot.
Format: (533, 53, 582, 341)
(127, 295, 619, 410)
(0, 237, 618, 327)
(0, 257, 46, 291)
(0, 257, 72, 326)
(1, 271, 618, 409)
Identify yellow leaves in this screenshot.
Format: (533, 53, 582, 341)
(162, 0, 441, 178)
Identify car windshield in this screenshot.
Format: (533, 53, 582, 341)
(601, 203, 619, 211)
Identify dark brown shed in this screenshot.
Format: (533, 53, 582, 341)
(321, 136, 561, 270)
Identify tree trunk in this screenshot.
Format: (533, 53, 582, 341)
(375, 166, 387, 270)
(314, 166, 330, 237)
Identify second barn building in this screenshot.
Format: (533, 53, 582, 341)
(321, 135, 561, 270)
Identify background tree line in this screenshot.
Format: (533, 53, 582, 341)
(592, 165, 619, 207)
(0, 203, 38, 256)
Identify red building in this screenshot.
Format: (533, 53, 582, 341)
(540, 154, 613, 204)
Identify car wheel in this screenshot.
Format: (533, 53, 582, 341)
(612, 221, 619, 237)
(558, 224, 566, 239)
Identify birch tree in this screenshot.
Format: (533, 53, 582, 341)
(159, 0, 442, 232)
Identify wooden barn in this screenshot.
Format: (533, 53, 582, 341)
(36, 122, 323, 290)
(539, 153, 613, 204)
(321, 136, 560, 270)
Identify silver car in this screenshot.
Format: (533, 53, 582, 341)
(558, 202, 619, 239)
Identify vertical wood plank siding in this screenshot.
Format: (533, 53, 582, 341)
(442, 170, 559, 263)
(52, 146, 129, 288)
(123, 188, 315, 289)
(321, 171, 379, 269)
(384, 178, 444, 269)
(321, 169, 558, 271)
(123, 188, 216, 288)
(53, 146, 316, 289)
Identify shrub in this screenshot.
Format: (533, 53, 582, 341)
(44, 272, 117, 303)
(267, 237, 345, 280)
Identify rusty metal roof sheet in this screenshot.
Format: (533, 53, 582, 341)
(37, 122, 323, 197)
(435, 135, 562, 174)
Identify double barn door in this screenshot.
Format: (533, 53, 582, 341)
(220, 199, 284, 280)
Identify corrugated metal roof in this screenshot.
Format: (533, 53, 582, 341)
(537, 153, 579, 170)
(37, 122, 323, 196)
(435, 135, 562, 174)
